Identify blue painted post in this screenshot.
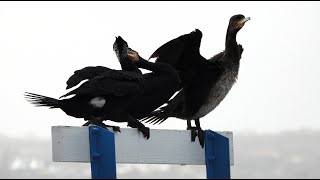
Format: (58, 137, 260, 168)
(89, 126, 117, 179)
(205, 130, 231, 179)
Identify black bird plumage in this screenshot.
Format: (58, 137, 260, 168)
(140, 14, 250, 147)
(69, 36, 181, 132)
(25, 36, 150, 138)
(128, 54, 181, 120)
(25, 36, 181, 139)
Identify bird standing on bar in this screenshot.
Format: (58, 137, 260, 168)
(25, 36, 151, 138)
(140, 14, 250, 148)
(25, 36, 181, 140)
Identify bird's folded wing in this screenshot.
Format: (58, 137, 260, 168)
(66, 66, 112, 89)
(61, 70, 144, 98)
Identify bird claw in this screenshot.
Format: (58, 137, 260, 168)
(188, 126, 205, 148)
(82, 121, 91, 126)
(111, 126, 121, 133)
(191, 129, 198, 142)
(197, 129, 205, 148)
(139, 127, 150, 140)
(187, 126, 198, 142)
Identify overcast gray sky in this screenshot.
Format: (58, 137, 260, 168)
(1, 1, 320, 138)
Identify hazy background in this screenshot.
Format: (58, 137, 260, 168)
(1, 130, 319, 179)
(0, 1, 320, 178)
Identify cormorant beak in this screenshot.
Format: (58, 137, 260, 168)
(128, 50, 139, 61)
(236, 17, 250, 29)
(239, 17, 250, 25)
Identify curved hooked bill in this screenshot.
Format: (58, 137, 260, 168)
(239, 17, 251, 25)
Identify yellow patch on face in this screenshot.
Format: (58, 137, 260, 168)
(236, 17, 250, 29)
(128, 50, 139, 61)
(236, 21, 245, 29)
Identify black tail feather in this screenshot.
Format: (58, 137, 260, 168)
(139, 115, 153, 122)
(138, 109, 169, 125)
(153, 118, 166, 125)
(145, 116, 158, 124)
(24, 92, 60, 109)
(151, 117, 162, 125)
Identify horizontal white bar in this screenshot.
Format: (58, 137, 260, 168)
(51, 126, 233, 165)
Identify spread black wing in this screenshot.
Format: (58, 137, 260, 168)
(150, 29, 202, 67)
(149, 37, 185, 68)
(149, 29, 204, 87)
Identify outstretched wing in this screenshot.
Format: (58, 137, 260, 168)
(149, 37, 185, 68)
(149, 29, 204, 88)
(61, 70, 144, 98)
(66, 66, 112, 89)
(150, 29, 203, 68)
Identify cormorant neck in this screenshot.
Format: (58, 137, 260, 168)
(225, 29, 238, 50)
(120, 58, 141, 74)
(135, 56, 169, 73)
(224, 28, 240, 57)
(135, 56, 155, 69)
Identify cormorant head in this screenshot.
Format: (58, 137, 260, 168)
(113, 36, 129, 62)
(228, 14, 250, 33)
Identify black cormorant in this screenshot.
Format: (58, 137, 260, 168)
(69, 36, 181, 134)
(140, 14, 250, 147)
(25, 36, 181, 140)
(25, 36, 150, 138)
(127, 51, 181, 120)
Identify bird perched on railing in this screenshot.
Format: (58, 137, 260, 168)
(25, 36, 150, 139)
(140, 14, 250, 148)
(69, 36, 181, 135)
(25, 36, 181, 140)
